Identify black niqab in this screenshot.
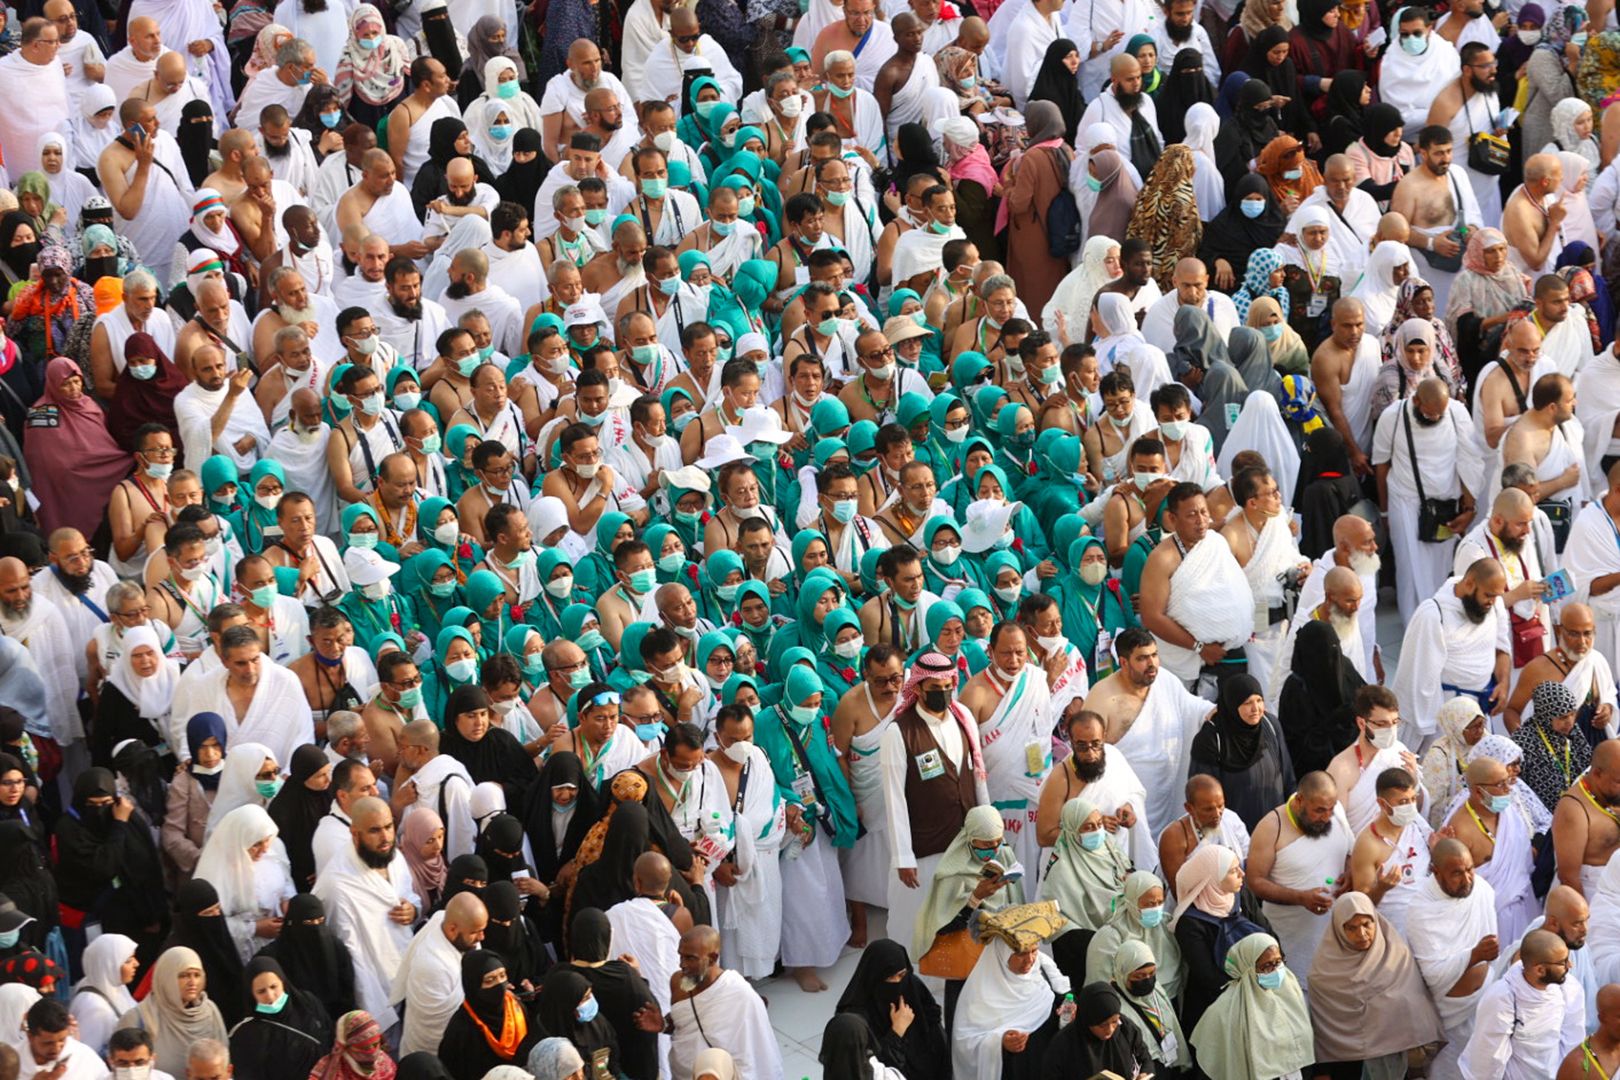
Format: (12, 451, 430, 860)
(177, 100, 216, 187)
(1294, 427, 1365, 556)
(480, 880, 545, 986)
(253, 893, 356, 1022)
(495, 128, 548, 208)
(1278, 619, 1366, 774)
(267, 744, 332, 891)
(167, 878, 246, 1024)
(521, 750, 599, 882)
(567, 907, 659, 1080)
(569, 802, 648, 917)
(819, 1014, 879, 1080)
(1156, 48, 1216, 145)
(834, 938, 949, 1077)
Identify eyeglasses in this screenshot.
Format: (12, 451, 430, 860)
(674, 32, 701, 43)
(623, 712, 663, 725)
(862, 345, 895, 362)
(1254, 956, 1284, 974)
(1070, 739, 1105, 753)
(871, 673, 904, 687)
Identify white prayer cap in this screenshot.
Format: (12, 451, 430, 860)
(693, 433, 756, 471)
(661, 465, 713, 494)
(934, 116, 980, 149)
(736, 332, 770, 358)
(343, 547, 400, 585)
(724, 406, 792, 447)
(959, 499, 1022, 553)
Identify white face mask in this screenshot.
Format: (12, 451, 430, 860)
(115, 1066, 152, 1080)
(544, 574, 574, 598)
(434, 521, 460, 546)
(722, 737, 752, 764)
(361, 579, 392, 600)
(1080, 562, 1107, 586)
(1133, 471, 1162, 489)
(833, 635, 864, 659)
(1036, 634, 1067, 655)
(993, 583, 1021, 604)
(933, 544, 961, 566)
(944, 426, 969, 444)
(1367, 725, 1397, 751)
(1389, 802, 1421, 827)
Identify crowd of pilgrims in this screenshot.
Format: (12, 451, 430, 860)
(13, 0, 1620, 1071)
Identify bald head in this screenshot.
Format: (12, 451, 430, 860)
(583, 87, 617, 115)
(1374, 211, 1410, 245)
(1524, 153, 1564, 185)
(1503, 316, 1544, 357)
(633, 851, 672, 895)
(1432, 836, 1472, 869)
(220, 128, 256, 159)
(0, 558, 28, 591)
(1543, 885, 1589, 948)
(682, 924, 721, 955)
(443, 892, 489, 950)
(1110, 53, 1137, 79)
(155, 51, 186, 84)
(1598, 985, 1620, 1027)
(445, 157, 475, 186)
(1332, 513, 1375, 556)
(1464, 557, 1506, 590)
(349, 795, 390, 829)
(402, 718, 439, 752)
(450, 247, 488, 280)
(1414, 376, 1451, 412)
(1491, 487, 1533, 519)
(1297, 771, 1338, 799)
(1323, 565, 1360, 597)
(670, 6, 698, 32)
(958, 15, 988, 46)
(1466, 756, 1508, 787)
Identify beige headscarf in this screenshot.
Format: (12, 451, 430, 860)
(122, 947, 228, 1075)
(1305, 892, 1446, 1063)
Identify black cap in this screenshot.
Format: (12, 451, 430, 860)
(0, 894, 34, 935)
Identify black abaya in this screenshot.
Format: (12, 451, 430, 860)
(267, 745, 332, 891)
(567, 908, 659, 1080)
(834, 939, 950, 1078)
(253, 893, 356, 1023)
(226, 956, 331, 1080)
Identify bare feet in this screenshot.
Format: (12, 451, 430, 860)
(848, 902, 868, 950)
(792, 967, 827, 992)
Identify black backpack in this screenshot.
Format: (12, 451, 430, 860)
(1042, 147, 1082, 259)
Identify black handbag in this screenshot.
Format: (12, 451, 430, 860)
(1404, 404, 1460, 543)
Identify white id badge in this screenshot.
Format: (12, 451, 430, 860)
(914, 749, 945, 781)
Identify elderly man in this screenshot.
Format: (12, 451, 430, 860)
(392, 719, 475, 857)
(234, 37, 317, 133)
(811, 0, 896, 93)
(641, 7, 743, 104)
(1448, 754, 1541, 945)
(88, 268, 175, 396)
(32, 528, 116, 684)
(129, 49, 210, 136)
(1371, 376, 1481, 621)
(666, 926, 782, 1080)
(391, 891, 488, 1055)
(1407, 838, 1501, 1077)
(1296, 155, 1382, 278)
(187, 624, 314, 767)
(97, 101, 194, 289)
(1246, 772, 1355, 991)
(1463, 929, 1585, 1078)
(0, 556, 81, 754)
(0, 18, 71, 169)
(312, 796, 420, 1031)
(251, 264, 341, 368)
(104, 16, 163, 99)
(1156, 774, 1252, 886)
(333, 232, 391, 310)
(539, 40, 634, 163)
(1393, 559, 1511, 749)
(335, 150, 426, 260)
(1508, 603, 1618, 740)
(127, 0, 231, 115)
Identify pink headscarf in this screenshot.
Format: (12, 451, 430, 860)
(400, 808, 448, 908)
(1171, 844, 1238, 927)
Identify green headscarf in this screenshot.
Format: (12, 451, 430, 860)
(398, 549, 462, 638)
(200, 456, 240, 514)
(1089, 870, 1185, 1004)
(970, 384, 1008, 432)
(1189, 933, 1316, 1080)
(694, 631, 735, 692)
(791, 567, 843, 653)
(464, 569, 507, 622)
(239, 460, 287, 551)
(1038, 796, 1130, 931)
(810, 398, 851, 440)
(14, 173, 59, 234)
(951, 351, 992, 393)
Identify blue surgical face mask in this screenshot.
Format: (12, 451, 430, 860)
(1085, 174, 1103, 192)
(397, 686, 423, 709)
(737, 196, 756, 217)
(447, 657, 478, 683)
(1078, 830, 1104, 851)
(628, 568, 658, 594)
(249, 584, 277, 609)
(1260, 323, 1283, 342)
(635, 722, 665, 742)
(1282, 168, 1302, 180)
(960, 75, 977, 89)
(1138, 905, 1165, 928)
(1400, 32, 1428, 55)
(429, 580, 456, 598)
(348, 532, 378, 550)
(496, 79, 518, 100)
(130, 363, 157, 381)
(642, 177, 668, 199)
(0, 929, 21, 949)
(144, 461, 173, 481)
(656, 273, 680, 296)
(576, 995, 599, 1023)
(788, 702, 818, 725)
(1256, 968, 1285, 990)
(394, 390, 422, 411)
(1488, 793, 1513, 813)
(256, 992, 289, 1015)
(319, 111, 342, 129)
(489, 124, 513, 141)
(970, 845, 996, 862)
(568, 667, 592, 689)
(831, 498, 857, 523)
(357, 35, 379, 50)
(711, 219, 735, 237)
(1240, 199, 1266, 219)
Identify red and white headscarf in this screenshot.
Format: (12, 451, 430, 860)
(899, 650, 959, 713)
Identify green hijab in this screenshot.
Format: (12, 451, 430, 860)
(1038, 796, 1131, 931)
(1190, 933, 1316, 1080)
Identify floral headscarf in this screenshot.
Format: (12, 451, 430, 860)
(335, 5, 410, 107)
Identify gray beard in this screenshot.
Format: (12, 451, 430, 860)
(279, 304, 318, 326)
(0, 599, 29, 621)
(1329, 609, 1356, 644)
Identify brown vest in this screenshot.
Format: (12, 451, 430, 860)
(897, 706, 977, 859)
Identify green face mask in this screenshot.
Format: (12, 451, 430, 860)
(248, 584, 277, 608)
(568, 667, 593, 688)
(256, 778, 283, 799)
(577, 629, 607, 651)
(429, 580, 457, 598)
(695, 99, 722, 118)
(584, 207, 607, 226)
(348, 532, 378, 550)
(397, 685, 423, 709)
(674, 508, 705, 525)
(523, 654, 546, 677)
